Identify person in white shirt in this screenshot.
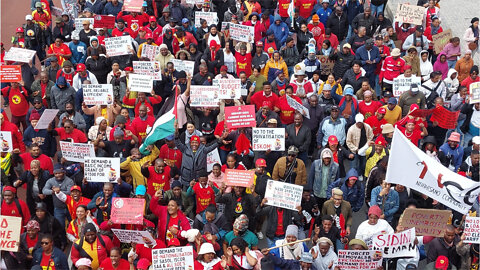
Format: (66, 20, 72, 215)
(311, 237, 338, 270)
(355, 205, 394, 247)
(420, 50, 433, 82)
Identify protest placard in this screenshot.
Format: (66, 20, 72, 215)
(225, 169, 255, 188)
(4, 47, 36, 63)
(171, 59, 195, 75)
(0, 216, 22, 252)
(394, 4, 425, 25)
(140, 44, 161, 61)
(133, 61, 162, 80)
(207, 149, 222, 171)
(74, 18, 94, 30)
(128, 74, 154, 92)
(110, 198, 145, 225)
(34, 109, 59, 129)
(0, 65, 21, 82)
(213, 78, 242, 99)
(194, 12, 218, 27)
(190, 86, 219, 107)
(470, 82, 480, 104)
(105, 36, 132, 57)
(372, 228, 416, 258)
(152, 246, 195, 270)
(286, 95, 310, 119)
(93, 15, 115, 29)
(433, 29, 453, 54)
(123, 0, 144, 12)
(111, 229, 155, 244)
(317, 55, 335, 76)
(430, 106, 460, 129)
(464, 217, 480, 244)
(51, 6, 63, 17)
(84, 157, 121, 182)
(0, 132, 13, 153)
(252, 128, 285, 151)
(264, 180, 303, 211)
(224, 105, 256, 128)
(60, 141, 95, 162)
(393, 76, 421, 97)
(229, 23, 254, 43)
(221, 22, 230, 31)
(83, 84, 114, 106)
(398, 208, 451, 237)
(409, 108, 435, 118)
(336, 250, 383, 270)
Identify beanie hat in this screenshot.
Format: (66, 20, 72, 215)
(285, 224, 298, 237)
(30, 110, 41, 121)
(368, 205, 382, 218)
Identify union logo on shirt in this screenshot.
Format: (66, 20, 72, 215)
(12, 95, 22, 105)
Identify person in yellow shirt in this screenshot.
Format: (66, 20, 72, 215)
(382, 97, 402, 125)
(137, 33, 158, 58)
(120, 145, 159, 190)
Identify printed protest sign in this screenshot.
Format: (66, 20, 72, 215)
(152, 246, 195, 270)
(264, 180, 303, 211)
(221, 22, 230, 31)
(372, 228, 416, 258)
(286, 95, 310, 119)
(105, 36, 132, 57)
(225, 169, 255, 188)
(317, 55, 335, 76)
(171, 59, 195, 75)
(4, 47, 36, 63)
(213, 78, 242, 99)
(0, 132, 13, 153)
(194, 12, 218, 27)
(336, 250, 383, 270)
(207, 149, 222, 171)
(433, 29, 453, 54)
(74, 18, 94, 30)
(94, 15, 116, 29)
(133, 61, 162, 80)
(83, 84, 114, 106)
(128, 74, 153, 92)
(394, 4, 425, 25)
(110, 198, 145, 225)
(140, 44, 161, 61)
(111, 229, 155, 244)
(123, 0, 144, 12)
(470, 82, 480, 104)
(398, 208, 451, 237)
(252, 128, 285, 151)
(464, 217, 480, 244)
(84, 157, 121, 182)
(34, 109, 59, 129)
(224, 105, 256, 128)
(430, 106, 460, 129)
(0, 216, 22, 252)
(186, 0, 204, 4)
(393, 76, 421, 97)
(190, 86, 219, 107)
(0, 65, 21, 82)
(229, 23, 254, 43)
(60, 141, 95, 162)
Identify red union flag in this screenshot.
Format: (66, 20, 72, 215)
(224, 105, 256, 129)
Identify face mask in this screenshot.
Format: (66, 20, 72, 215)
(66, 109, 74, 114)
(308, 54, 315, 60)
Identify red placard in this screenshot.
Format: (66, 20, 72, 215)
(224, 169, 255, 188)
(123, 0, 143, 12)
(408, 108, 434, 118)
(224, 105, 256, 129)
(0, 65, 22, 82)
(430, 106, 460, 129)
(110, 198, 145, 225)
(94, 15, 115, 29)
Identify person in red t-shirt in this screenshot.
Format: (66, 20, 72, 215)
(24, 220, 41, 267)
(46, 36, 72, 66)
(159, 135, 182, 169)
(131, 104, 156, 142)
(1, 82, 30, 130)
(122, 89, 162, 117)
(247, 82, 279, 111)
(221, 153, 246, 172)
(274, 85, 302, 125)
(17, 143, 54, 174)
(187, 172, 216, 214)
(53, 119, 88, 143)
(142, 158, 172, 197)
(397, 119, 428, 147)
(235, 44, 253, 77)
(99, 247, 132, 270)
(297, 0, 317, 20)
(34, 234, 69, 269)
(358, 90, 382, 119)
(365, 107, 388, 137)
(1, 186, 31, 228)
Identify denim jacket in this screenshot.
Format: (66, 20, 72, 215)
(370, 186, 399, 222)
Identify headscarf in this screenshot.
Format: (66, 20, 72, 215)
(233, 214, 249, 232)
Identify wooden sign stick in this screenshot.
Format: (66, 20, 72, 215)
(266, 238, 311, 251)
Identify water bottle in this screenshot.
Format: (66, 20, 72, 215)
(251, 81, 256, 91)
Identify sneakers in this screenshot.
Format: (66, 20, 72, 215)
(256, 231, 264, 240)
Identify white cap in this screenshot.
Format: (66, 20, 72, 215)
(198, 243, 215, 255)
(473, 136, 480, 145)
(25, 15, 33, 21)
(355, 113, 364, 123)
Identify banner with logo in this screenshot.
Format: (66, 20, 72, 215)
(83, 84, 114, 106)
(84, 157, 121, 182)
(93, 15, 115, 29)
(393, 76, 421, 97)
(252, 128, 285, 151)
(60, 142, 95, 162)
(0, 131, 13, 153)
(110, 198, 145, 224)
(133, 61, 162, 80)
(140, 44, 161, 61)
(264, 180, 303, 211)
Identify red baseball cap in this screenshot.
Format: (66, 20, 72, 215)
(256, 41, 263, 47)
(435, 256, 449, 270)
(328, 135, 338, 145)
(191, 135, 200, 142)
(76, 63, 86, 72)
(375, 136, 387, 146)
(255, 158, 267, 167)
(149, 16, 156, 22)
(70, 185, 82, 192)
(16, 27, 24, 33)
(124, 66, 133, 71)
(145, 33, 153, 39)
(138, 26, 146, 32)
(167, 238, 180, 247)
(377, 107, 386, 114)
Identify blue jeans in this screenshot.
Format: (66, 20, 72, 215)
(219, 148, 229, 165)
(336, 239, 344, 252)
(447, 60, 457, 69)
(346, 25, 354, 41)
(370, 3, 384, 17)
(54, 207, 70, 227)
(298, 151, 309, 167)
(267, 236, 284, 248)
(350, 154, 366, 177)
(374, 74, 381, 97)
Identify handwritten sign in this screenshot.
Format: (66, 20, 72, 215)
(83, 84, 114, 106)
(225, 169, 255, 188)
(140, 44, 161, 61)
(34, 109, 59, 129)
(105, 36, 132, 57)
(128, 74, 153, 92)
(60, 141, 95, 162)
(399, 208, 451, 237)
(430, 106, 460, 129)
(94, 15, 115, 29)
(213, 78, 242, 100)
(152, 246, 195, 270)
(394, 4, 425, 25)
(190, 86, 219, 107)
(393, 76, 421, 97)
(372, 228, 416, 258)
(84, 157, 121, 182)
(111, 229, 155, 244)
(0, 131, 13, 153)
(264, 180, 303, 211)
(0, 65, 21, 82)
(4, 47, 36, 63)
(194, 12, 218, 28)
(224, 105, 256, 128)
(433, 29, 452, 54)
(171, 59, 195, 75)
(0, 216, 22, 252)
(229, 23, 254, 43)
(133, 61, 162, 80)
(74, 18, 94, 30)
(123, 0, 144, 12)
(252, 128, 285, 151)
(110, 198, 145, 225)
(317, 55, 335, 76)
(470, 82, 480, 104)
(286, 95, 310, 119)
(207, 149, 222, 171)
(336, 250, 383, 270)
(464, 217, 480, 244)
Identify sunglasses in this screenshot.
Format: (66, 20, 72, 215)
(288, 154, 297, 157)
(41, 241, 50, 245)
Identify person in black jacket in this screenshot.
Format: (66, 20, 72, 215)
(286, 113, 312, 165)
(31, 202, 67, 250)
(2, 219, 42, 269)
(341, 60, 365, 91)
(297, 23, 314, 54)
(331, 43, 355, 80)
(326, 6, 349, 41)
(351, 7, 376, 36)
(216, 185, 257, 231)
(52, 17, 73, 43)
(202, 39, 224, 75)
(85, 49, 111, 84)
(460, 102, 480, 148)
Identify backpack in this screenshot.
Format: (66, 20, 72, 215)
(367, 145, 389, 159)
(422, 81, 443, 109)
(73, 234, 106, 262)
